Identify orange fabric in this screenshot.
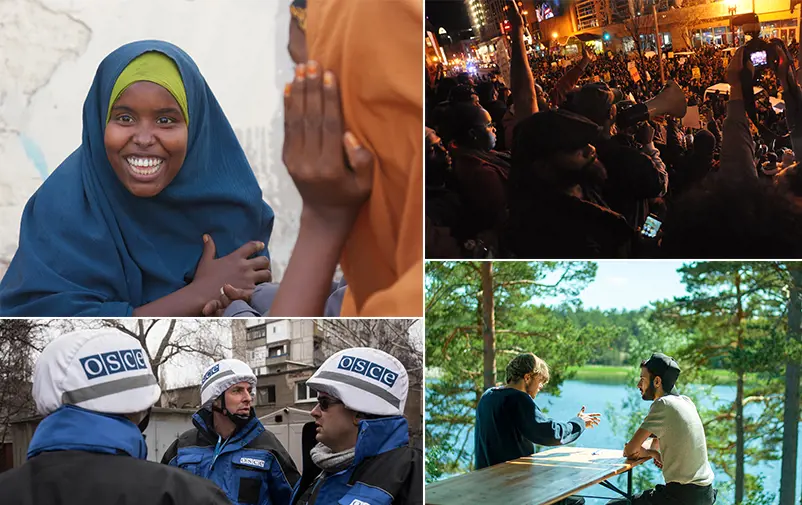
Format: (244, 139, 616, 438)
(307, 0, 423, 317)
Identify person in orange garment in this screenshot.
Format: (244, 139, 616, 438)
(204, 0, 423, 318)
(304, 0, 423, 317)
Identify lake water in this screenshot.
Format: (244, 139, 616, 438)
(428, 378, 802, 504)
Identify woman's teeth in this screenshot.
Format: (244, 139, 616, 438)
(126, 156, 164, 175)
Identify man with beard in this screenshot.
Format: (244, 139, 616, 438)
(562, 83, 669, 229)
(475, 353, 601, 505)
(502, 108, 635, 258)
(610, 353, 716, 505)
(163, 359, 300, 505)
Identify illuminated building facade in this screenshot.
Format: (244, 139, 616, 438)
(602, 0, 798, 50)
(465, 0, 508, 40)
(465, 0, 801, 52)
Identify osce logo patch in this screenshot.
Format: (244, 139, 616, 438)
(337, 355, 398, 388)
(79, 349, 147, 380)
(349, 500, 371, 505)
(239, 457, 265, 468)
(202, 364, 220, 385)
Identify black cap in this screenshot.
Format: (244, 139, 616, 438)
(642, 353, 681, 394)
(513, 108, 601, 162)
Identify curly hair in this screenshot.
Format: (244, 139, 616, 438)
(505, 353, 550, 384)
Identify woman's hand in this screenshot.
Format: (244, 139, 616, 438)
(192, 235, 272, 300)
(134, 236, 270, 318)
(268, 61, 375, 317)
(202, 283, 254, 317)
(283, 60, 374, 232)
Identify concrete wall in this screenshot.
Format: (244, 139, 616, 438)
(0, 0, 299, 280)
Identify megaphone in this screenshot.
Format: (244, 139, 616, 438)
(616, 80, 687, 128)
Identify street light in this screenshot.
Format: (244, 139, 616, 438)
(552, 31, 558, 39)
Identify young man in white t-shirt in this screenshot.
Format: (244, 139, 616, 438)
(608, 353, 717, 505)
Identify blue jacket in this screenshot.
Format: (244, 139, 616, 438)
(290, 417, 422, 505)
(0, 405, 230, 505)
(164, 409, 300, 505)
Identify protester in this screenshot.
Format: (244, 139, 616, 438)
(503, 109, 635, 258)
(163, 359, 300, 505)
(610, 353, 716, 505)
(0, 40, 274, 317)
(563, 82, 669, 228)
(474, 353, 601, 505)
(476, 81, 508, 147)
(444, 103, 511, 240)
(425, 0, 802, 259)
(667, 129, 718, 194)
(425, 129, 465, 257)
(0, 329, 230, 505)
(291, 348, 422, 505)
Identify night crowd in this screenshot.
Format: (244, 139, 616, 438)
(425, 0, 802, 258)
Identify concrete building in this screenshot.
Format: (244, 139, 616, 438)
(467, 0, 507, 41)
(242, 320, 323, 416)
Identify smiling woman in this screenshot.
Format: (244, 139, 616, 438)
(0, 40, 275, 317)
(104, 53, 189, 197)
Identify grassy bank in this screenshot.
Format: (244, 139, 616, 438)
(569, 365, 757, 385)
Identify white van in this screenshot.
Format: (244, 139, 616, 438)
(703, 82, 765, 102)
(703, 83, 785, 112)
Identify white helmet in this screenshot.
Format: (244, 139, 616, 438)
(200, 359, 256, 408)
(33, 329, 161, 416)
(307, 348, 408, 417)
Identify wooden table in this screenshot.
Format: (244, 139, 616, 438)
(425, 447, 651, 505)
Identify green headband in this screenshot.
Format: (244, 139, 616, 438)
(106, 51, 189, 125)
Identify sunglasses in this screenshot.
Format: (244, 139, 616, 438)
(317, 395, 344, 411)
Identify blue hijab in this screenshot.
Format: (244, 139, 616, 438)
(0, 40, 274, 316)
